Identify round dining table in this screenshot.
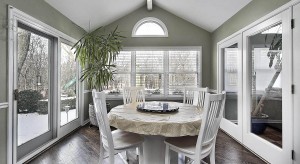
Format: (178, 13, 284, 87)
(108, 101, 203, 164)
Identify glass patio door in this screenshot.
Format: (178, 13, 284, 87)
(57, 41, 80, 137)
(242, 9, 292, 163)
(218, 34, 243, 142)
(15, 23, 55, 160)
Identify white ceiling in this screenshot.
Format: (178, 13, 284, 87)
(45, 0, 251, 32)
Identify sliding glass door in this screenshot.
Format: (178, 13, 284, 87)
(16, 23, 55, 160)
(9, 7, 83, 163)
(243, 9, 292, 163)
(57, 41, 80, 137)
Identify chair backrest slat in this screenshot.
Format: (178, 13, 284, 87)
(123, 87, 145, 104)
(92, 90, 115, 154)
(195, 91, 226, 160)
(183, 87, 209, 108)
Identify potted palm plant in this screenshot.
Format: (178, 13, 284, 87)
(73, 26, 124, 126)
(251, 29, 282, 134)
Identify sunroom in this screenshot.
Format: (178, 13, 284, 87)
(0, 0, 299, 164)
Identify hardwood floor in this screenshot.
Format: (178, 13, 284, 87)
(27, 125, 266, 164)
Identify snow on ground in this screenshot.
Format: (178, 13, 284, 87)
(18, 109, 77, 145)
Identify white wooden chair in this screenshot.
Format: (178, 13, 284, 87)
(92, 90, 144, 164)
(122, 86, 145, 157)
(123, 86, 145, 105)
(183, 87, 209, 108)
(165, 91, 226, 164)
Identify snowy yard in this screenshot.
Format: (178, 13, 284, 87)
(18, 109, 77, 145)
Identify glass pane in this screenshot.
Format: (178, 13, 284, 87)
(60, 43, 77, 126)
(223, 44, 239, 124)
(135, 21, 165, 36)
(114, 51, 131, 73)
(169, 51, 197, 72)
(169, 74, 197, 95)
(249, 23, 282, 148)
(136, 51, 164, 73)
(17, 27, 50, 146)
(136, 74, 164, 95)
(107, 74, 131, 94)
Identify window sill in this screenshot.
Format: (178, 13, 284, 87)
(106, 94, 183, 101)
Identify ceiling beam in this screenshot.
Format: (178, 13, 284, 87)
(147, 0, 152, 10)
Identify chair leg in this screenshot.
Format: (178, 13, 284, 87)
(109, 154, 114, 164)
(125, 151, 129, 162)
(136, 147, 139, 158)
(185, 156, 191, 164)
(165, 145, 171, 164)
(99, 143, 104, 164)
(108, 149, 115, 164)
(209, 145, 216, 164)
(138, 145, 144, 164)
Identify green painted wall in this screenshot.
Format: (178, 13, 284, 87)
(0, 109, 7, 164)
(211, 0, 291, 88)
(98, 5, 212, 87)
(0, 0, 85, 163)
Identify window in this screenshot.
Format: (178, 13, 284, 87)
(132, 17, 168, 37)
(106, 47, 202, 97)
(224, 47, 238, 92)
(136, 51, 164, 94)
(253, 48, 281, 92)
(108, 51, 131, 93)
(169, 51, 199, 94)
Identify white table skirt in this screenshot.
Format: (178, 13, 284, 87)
(108, 102, 202, 137)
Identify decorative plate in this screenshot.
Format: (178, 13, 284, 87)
(136, 102, 179, 113)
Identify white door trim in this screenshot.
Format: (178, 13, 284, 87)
(292, 2, 300, 164)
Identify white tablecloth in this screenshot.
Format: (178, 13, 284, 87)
(108, 102, 202, 137)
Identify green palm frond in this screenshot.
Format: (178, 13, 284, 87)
(72, 26, 124, 91)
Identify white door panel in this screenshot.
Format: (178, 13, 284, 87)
(218, 34, 243, 142)
(242, 9, 293, 164)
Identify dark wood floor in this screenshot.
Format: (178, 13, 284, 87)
(27, 125, 266, 164)
(258, 126, 282, 148)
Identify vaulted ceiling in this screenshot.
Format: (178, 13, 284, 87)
(45, 0, 252, 32)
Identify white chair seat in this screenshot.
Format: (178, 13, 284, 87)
(165, 136, 213, 157)
(112, 130, 144, 150)
(165, 136, 197, 155)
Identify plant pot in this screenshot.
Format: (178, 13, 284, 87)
(251, 113, 269, 134)
(89, 103, 111, 127)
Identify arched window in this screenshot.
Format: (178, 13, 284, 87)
(132, 17, 168, 37)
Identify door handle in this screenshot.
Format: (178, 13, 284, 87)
(14, 89, 19, 101)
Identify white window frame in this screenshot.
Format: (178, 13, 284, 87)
(132, 17, 168, 37)
(107, 46, 202, 99)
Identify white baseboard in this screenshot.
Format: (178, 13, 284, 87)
(82, 119, 90, 126)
